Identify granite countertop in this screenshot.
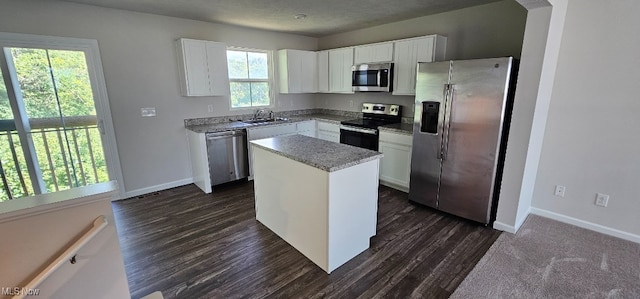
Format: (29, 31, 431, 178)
(250, 135, 383, 172)
(186, 121, 253, 133)
(186, 114, 355, 133)
(379, 123, 414, 135)
(292, 114, 354, 124)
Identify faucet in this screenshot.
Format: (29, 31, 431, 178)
(253, 109, 265, 120)
(268, 110, 275, 120)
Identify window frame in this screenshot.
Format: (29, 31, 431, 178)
(226, 47, 275, 110)
(0, 32, 125, 199)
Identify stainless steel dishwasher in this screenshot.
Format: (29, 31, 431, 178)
(206, 130, 249, 186)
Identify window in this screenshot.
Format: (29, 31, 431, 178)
(226, 49, 272, 108)
(0, 33, 123, 201)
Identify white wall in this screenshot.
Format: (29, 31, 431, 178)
(494, 5, 555, 232)
(313, 0, 527, 117)
(0, 185, 129, 299)
(530, 0, 640, 241)
(0, 0, 318, 197)
(317, 0, 527, 59)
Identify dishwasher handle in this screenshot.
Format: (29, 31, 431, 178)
(206, 130, 246, 140)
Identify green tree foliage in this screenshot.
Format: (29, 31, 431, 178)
(227, 50, 270, 108)
(0, 48, 107, 201)
(0, 72, 10, 119)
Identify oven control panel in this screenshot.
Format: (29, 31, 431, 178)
(362, 103, 401, 116)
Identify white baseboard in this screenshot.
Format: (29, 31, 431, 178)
(493, 205, 533, 234)
(492, 221, 517, 233)
(119, 178, 194, 200)
(530, 207, 640, 244)
(379, 180, 409, 193)
(493, 208, 531, 234)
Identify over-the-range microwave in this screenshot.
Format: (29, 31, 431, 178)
(351, 62, 394, 92)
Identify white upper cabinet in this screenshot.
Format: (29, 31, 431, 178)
(392, 35, 447, 95)
(176, 38, 230, 97)
(328, 47, 354, 93)
(354, 42, 394, 64)
(317, 50, 330, 93)
(278, 49, 318, 93)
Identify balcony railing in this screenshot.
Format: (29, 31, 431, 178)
(0, 116, 107, 201)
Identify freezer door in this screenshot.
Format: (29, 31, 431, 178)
(438, 57, 513, 224)
(408, 61, 451, 208)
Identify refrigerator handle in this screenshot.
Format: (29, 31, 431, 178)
(441, 83, 454, 161)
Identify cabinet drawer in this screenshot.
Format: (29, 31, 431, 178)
(296, 120, 316, 132)
(317, 121, 339, 133)
(379, 131, 412, 146)
(248, 123, 297, 140)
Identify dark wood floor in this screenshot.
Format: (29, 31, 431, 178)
(112, 181, 500, 299)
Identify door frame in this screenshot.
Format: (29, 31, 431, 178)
(0, 32, 125, 199)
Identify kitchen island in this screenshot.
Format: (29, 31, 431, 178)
(250, 135, 382, 273)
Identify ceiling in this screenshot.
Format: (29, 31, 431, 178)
(59, 0, 504, 37)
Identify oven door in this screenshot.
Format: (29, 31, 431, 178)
(339, 125, 379, 151)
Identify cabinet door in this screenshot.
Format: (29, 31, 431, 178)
(301, 51, 318, 93)
(317, 131, 340, 143)
(329, 48, 354, 93)
(296, 120, 316, 135)
(279, 50, 318, 93)
(247, 124, 297, 179)
(317, 121, 339, 133)
(298, 130, 315, 137)
(354, 42, 393, 64)
(393, 36, 435, 95)
(177, 39, 230, 96)
(317, 51, 329, 93)
(316, 121, 340, 142)
(206, 41, 231, 96)
(297, 120, 316, 137)
(379, 140, 412, 191)
(279, 49, 302, 93)
(178, 39, 211, 96)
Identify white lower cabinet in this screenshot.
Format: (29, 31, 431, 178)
(187, 130, 212, 193)
(296, 120, 316, 137)
(247, 123, 297, 179)
(247, 121, 321, 179)
(378, 131, 413, 192)
(316, 121, 340, 143)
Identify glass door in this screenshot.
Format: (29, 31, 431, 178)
(0, 42, 113, 201)
(0, 69, 34, 199)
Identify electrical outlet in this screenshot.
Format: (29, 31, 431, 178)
(207, 104, 214, 112)
(595, 193, 609, 207)
(141, 107, 156, 117)
(554, 185, 566, 197)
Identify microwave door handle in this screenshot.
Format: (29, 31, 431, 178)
(377, 70, 382, 87)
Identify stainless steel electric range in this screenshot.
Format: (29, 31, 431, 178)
(340, 103, 402, 151)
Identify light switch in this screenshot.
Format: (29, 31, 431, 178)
(141, 107, 156, 117)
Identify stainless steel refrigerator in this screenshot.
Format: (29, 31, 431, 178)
(409, 57, 516, 224)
